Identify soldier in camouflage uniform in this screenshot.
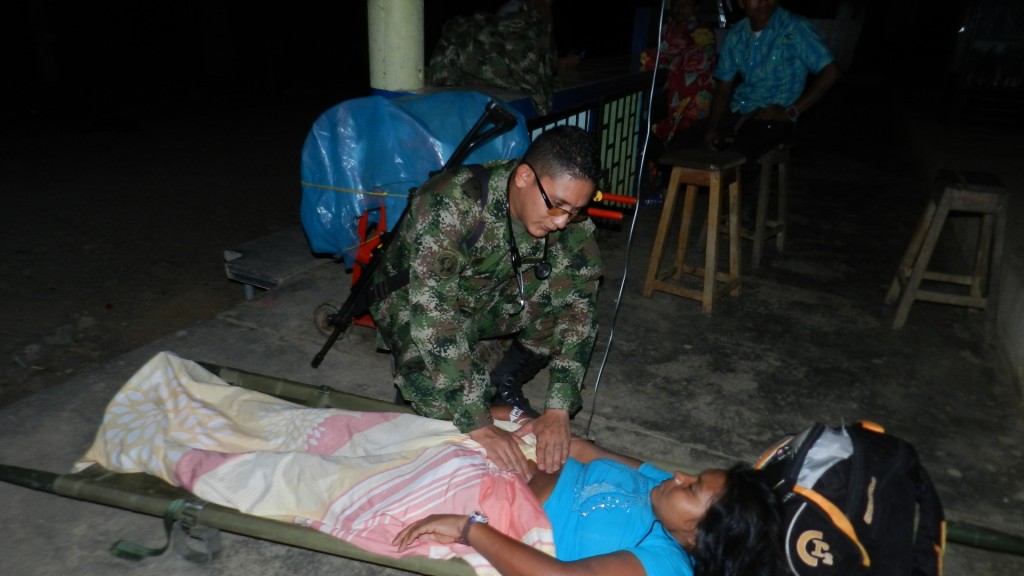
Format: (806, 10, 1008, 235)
(369, 126, 603, 475)
(427, 1, 558, 115)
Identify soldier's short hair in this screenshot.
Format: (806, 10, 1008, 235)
(521, 126, 602, 185)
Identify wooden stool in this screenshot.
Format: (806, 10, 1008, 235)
(885, 170, 1007, 335)
(744, 141, 793, 270)
(643, 149, 746, 314)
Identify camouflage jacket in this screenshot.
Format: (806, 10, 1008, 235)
(427, 9, 557, 115)
(370, 160, 603, 432)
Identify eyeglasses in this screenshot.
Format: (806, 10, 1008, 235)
(522, 162, 589, 223)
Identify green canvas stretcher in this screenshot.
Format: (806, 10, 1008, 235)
(0, 362, 482, 576)
(1, 361, 1022, 575)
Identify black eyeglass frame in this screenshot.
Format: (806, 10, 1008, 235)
(521, 162, 589, 223)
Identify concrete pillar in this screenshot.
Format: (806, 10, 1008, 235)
(367, 0, 424, 97)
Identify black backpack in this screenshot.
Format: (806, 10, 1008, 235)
(755, 421, 946, 576)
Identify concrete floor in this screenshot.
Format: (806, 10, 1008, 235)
(2, 87, 1023, 574)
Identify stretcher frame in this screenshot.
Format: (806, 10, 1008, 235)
(2, 361, 1022, 574)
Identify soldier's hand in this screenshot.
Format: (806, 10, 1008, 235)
(516, 409, 570, 473)
(469, 424, 531, 478)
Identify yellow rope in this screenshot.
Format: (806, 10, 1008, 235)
(300, 181, 401, 254)
(300, 181, 409, 198)
(342, 233, 384, 255)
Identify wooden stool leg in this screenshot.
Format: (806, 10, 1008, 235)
(644, 170, 682, 297)
(776, 156, 788, 252)
(886, 199, 937, 304)
(674, 184, 698, 281)
(752, 160, 771, 270)
(972, 213, 995, 298)
(985, 199, 1008, 341)
(893, 196, 951, 329)
(695, 189, 709, 250)
(703, 176, 722, 314)
(727, 169, 742, 296)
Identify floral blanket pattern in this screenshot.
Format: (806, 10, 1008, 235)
(75, 351, 554, 574)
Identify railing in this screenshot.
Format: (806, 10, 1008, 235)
(525, 77, 649, 220)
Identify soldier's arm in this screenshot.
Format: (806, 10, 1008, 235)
(535, 222, 603, 415)
(404, 172, 492, 432)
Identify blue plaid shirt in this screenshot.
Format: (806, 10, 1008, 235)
(714, 7, 834, 114)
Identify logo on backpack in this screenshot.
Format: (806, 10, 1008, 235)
(797, 530, 834, 567)
(756, 421, 947, 576)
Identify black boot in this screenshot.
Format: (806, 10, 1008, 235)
(489, 341, 549, 418)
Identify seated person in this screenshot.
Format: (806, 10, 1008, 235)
(428, 0, 562, 115)
(640, 0, 717, 149)
(639, 0, 718, 202)
(702, 0, 840, 222)
(400, 406, 787, 576)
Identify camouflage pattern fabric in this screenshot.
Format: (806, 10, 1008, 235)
(369, 161, 602, 433)
(427, 9, 557, 115)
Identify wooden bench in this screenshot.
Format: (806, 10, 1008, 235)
(224, 226, 330, 300)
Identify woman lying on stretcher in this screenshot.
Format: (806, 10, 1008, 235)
(396, 406, 786, 576)
(78, 353, 783, 576)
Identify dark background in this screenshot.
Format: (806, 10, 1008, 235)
(0, 0, 1015, 408)
(3, 0, 983, 129)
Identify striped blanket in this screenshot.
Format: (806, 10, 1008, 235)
(74, 351, 555, 574)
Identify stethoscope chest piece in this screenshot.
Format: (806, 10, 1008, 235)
(534, 261, 551, 279)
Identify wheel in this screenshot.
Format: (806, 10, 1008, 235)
(313, 302, 340, 337)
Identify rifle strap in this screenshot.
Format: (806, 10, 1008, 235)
(464, 164, 490, 248)
(366, 164, 491, 304)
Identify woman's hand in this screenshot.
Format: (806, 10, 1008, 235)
(393, 514, 466, 552)
(469, 424, 532, 477)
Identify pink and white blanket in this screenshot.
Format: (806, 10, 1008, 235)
(74, 351, 555, 574)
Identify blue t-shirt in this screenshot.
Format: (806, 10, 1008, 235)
(714, 7, 834, 113)
(542, 458, 694, 576)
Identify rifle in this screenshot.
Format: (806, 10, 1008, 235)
(311, 99, 520, 368)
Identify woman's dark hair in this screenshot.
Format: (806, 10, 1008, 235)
(691, 464, 788, 576)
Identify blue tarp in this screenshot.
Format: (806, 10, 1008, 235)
(300, 91, 530, 265)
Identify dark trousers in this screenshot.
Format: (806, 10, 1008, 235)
(667, 111, 795, 221)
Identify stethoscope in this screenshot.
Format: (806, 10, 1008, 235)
(506, 198, 550, 312)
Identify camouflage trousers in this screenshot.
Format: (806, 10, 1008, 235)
(373, 275, 554, 430)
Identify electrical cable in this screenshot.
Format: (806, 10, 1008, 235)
(584, 0, 667, 438)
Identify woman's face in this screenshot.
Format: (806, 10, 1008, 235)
(651, 469, 727, 550)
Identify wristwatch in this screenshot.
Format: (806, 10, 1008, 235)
(459, 511, 489, 545)
(786, 105, 800, 122)
(509, 406, 525, 422)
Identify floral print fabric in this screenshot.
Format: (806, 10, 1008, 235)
(641, 16, 717, 143)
